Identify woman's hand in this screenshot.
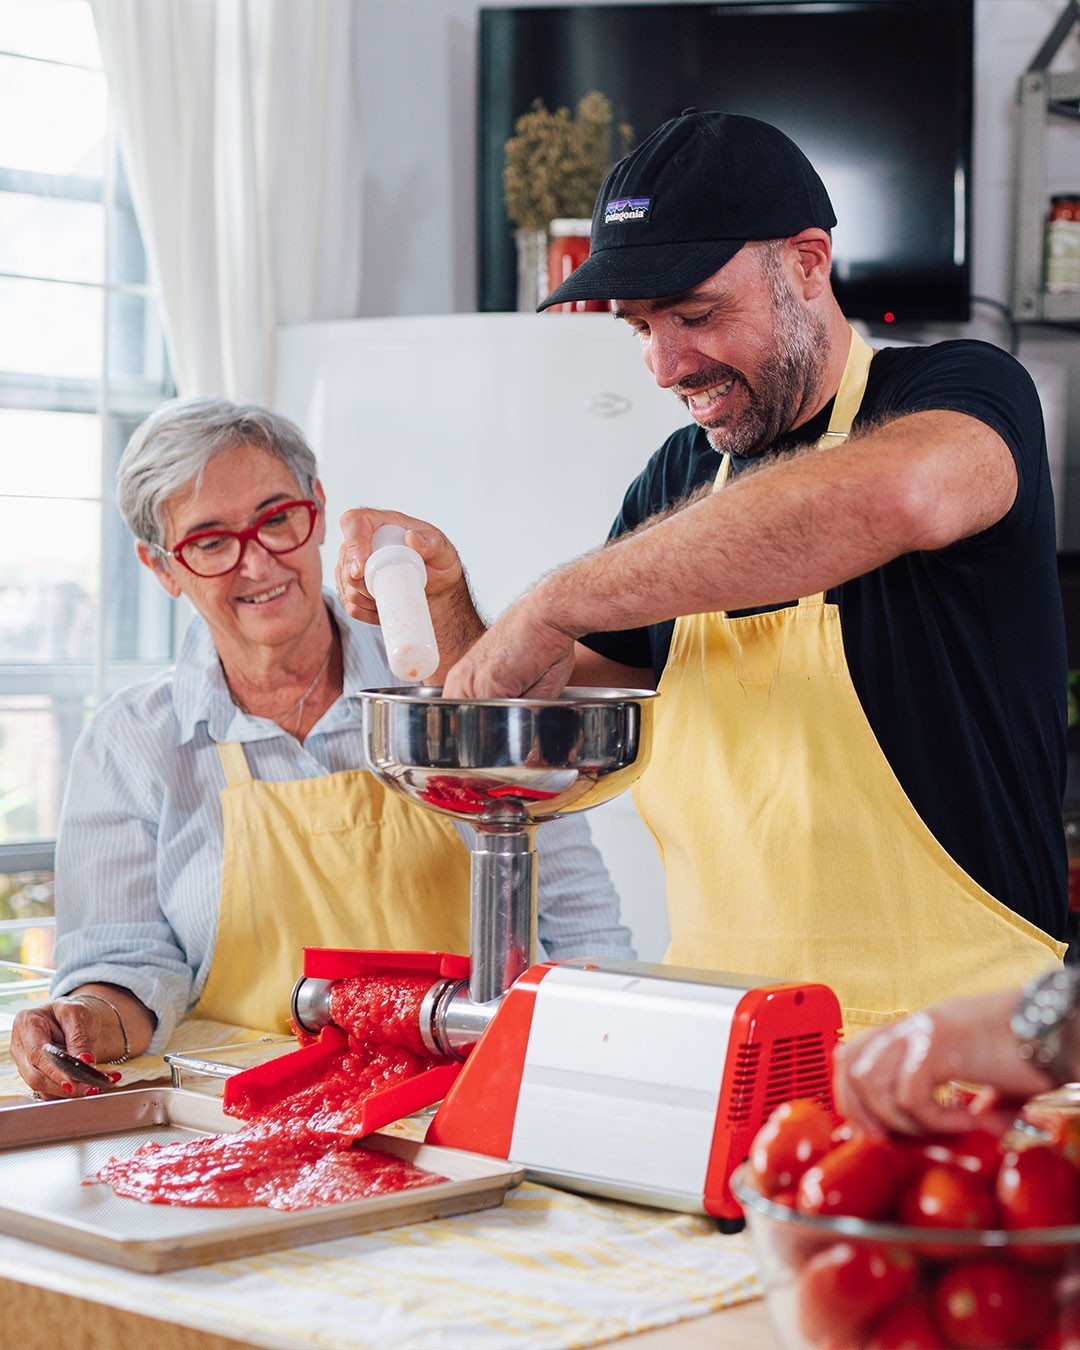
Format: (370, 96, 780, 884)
(10, 984, 154, 1098)
(12, 997, 119, 1097)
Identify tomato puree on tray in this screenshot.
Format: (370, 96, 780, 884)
(93, 975, 451, 1209)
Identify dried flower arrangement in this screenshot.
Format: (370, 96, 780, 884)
(503, 91, 634, 230)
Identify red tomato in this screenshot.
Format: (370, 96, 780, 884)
(1035, 1295, 1080, 1349)
(918, 1128, 1003, 1185)
(797, 1135, 912, 1220)
(995, 1144, 1079, 1263)
(748, 1097, 835, 1197)
(897, 1163, 997, 1231)
(796, 1239, 916, 1346)
(831, 1120, 856, 1146)
(933, 1259, 1054, 1348)
(1049, 1115, 1080, 1173)
(864, 1287, 947, 1350)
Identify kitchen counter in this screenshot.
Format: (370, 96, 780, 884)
(0, 1268, 776, 1350)
(0, 1177, 773, 1350)
(0, 1031, 773, 1350)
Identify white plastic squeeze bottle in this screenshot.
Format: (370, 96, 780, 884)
(363, 525, 440, 683)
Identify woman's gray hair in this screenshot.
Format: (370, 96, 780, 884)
(116, 396, 319, 546)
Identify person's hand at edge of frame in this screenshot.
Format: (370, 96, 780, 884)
(832, 989, 1060, 1139)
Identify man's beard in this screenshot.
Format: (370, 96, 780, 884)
(697, 259, 830, 458)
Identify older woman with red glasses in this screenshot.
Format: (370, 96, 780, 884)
(11, 397, 632, 1097)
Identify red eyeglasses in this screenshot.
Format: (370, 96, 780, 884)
(154, 499, 320, 577)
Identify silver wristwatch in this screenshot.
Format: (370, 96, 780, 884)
(1011, 967, 1080, 1082)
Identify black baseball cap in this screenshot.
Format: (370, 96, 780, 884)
(538, 110, 837, 311)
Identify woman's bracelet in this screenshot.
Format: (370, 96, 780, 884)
(73, 992, 132, 1065)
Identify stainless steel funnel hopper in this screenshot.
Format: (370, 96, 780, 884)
(357, 687, 656, 1005)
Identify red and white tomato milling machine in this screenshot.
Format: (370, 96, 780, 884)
(229, 689, 843, 1226)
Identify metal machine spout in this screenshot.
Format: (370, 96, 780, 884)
(290, 971, 500, 1061)
(470, 829, 535, 1005)
(290, 975, 333, 1034)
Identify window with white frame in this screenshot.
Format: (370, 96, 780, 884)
(0, 0, 175, 967)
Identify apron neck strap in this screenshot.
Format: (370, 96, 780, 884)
(800, 325, 875, 605)
(819, 325, 875, 446)
(714, 324, 874, 490)
(713, 324, 875, 610)
(217, 740, 253, 787)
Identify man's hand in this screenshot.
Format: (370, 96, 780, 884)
(443, 590, 578, 698)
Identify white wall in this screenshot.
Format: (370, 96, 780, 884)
(347, 0, 1080, 541)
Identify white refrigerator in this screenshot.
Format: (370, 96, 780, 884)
(273, 312, 695, 960)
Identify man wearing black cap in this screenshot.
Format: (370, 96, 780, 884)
(411, 111, 1070, 1034)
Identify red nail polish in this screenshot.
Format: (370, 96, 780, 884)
(107, 1071, 122, 1083)
(61, 1081, 73, 1094)
(78, 1053, 96, 1064)
(87, 1087, 100, 1096)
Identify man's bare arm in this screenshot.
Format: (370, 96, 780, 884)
(444, 409, 1017, 698)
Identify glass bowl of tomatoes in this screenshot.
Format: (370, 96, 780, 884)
(731, 1097, 1080, 1349)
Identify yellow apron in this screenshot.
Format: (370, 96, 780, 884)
(634, 326, 1065, 1037)
(195, 741, 472, 1032)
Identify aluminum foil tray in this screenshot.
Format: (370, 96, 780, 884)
(0, 1088, 523, 1272)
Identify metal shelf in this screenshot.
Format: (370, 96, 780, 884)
(1011, 1, 1080, 325)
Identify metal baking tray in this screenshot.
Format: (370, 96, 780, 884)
(0, 961, 53, 1031)
(165, 1036, 298, 1094)
(0, 1088, 524, 1272)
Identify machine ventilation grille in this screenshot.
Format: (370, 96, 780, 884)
(725, 1033, 833, 1125)
(761, 1033, 833, 1113)
(724, 1042, 761, 1124)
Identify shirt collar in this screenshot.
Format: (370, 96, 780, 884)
(171, 589, 375, 745)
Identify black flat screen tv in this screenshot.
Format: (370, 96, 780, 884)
(478, 0, 974, 323)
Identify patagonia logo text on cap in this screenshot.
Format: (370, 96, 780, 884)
(604, 196, 650, 224)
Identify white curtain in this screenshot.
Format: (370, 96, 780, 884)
(90, 0, 364, 401)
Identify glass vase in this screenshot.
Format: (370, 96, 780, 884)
(514, 226, 549, 312)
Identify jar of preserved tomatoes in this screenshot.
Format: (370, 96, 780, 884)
(1045, 195, 1080, 294)
(546, 218, 608, 313)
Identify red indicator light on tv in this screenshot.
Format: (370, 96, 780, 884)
(883, 311, 896, 323)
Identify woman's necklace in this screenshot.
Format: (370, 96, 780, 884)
(229, 633, 337, 735)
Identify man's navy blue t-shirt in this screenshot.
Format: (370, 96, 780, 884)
(581, 340, 1068, 937)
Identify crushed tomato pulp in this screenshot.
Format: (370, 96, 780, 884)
(93, 975, 451, 1209)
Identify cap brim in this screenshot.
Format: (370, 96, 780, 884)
(537, 238, 746, 311)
